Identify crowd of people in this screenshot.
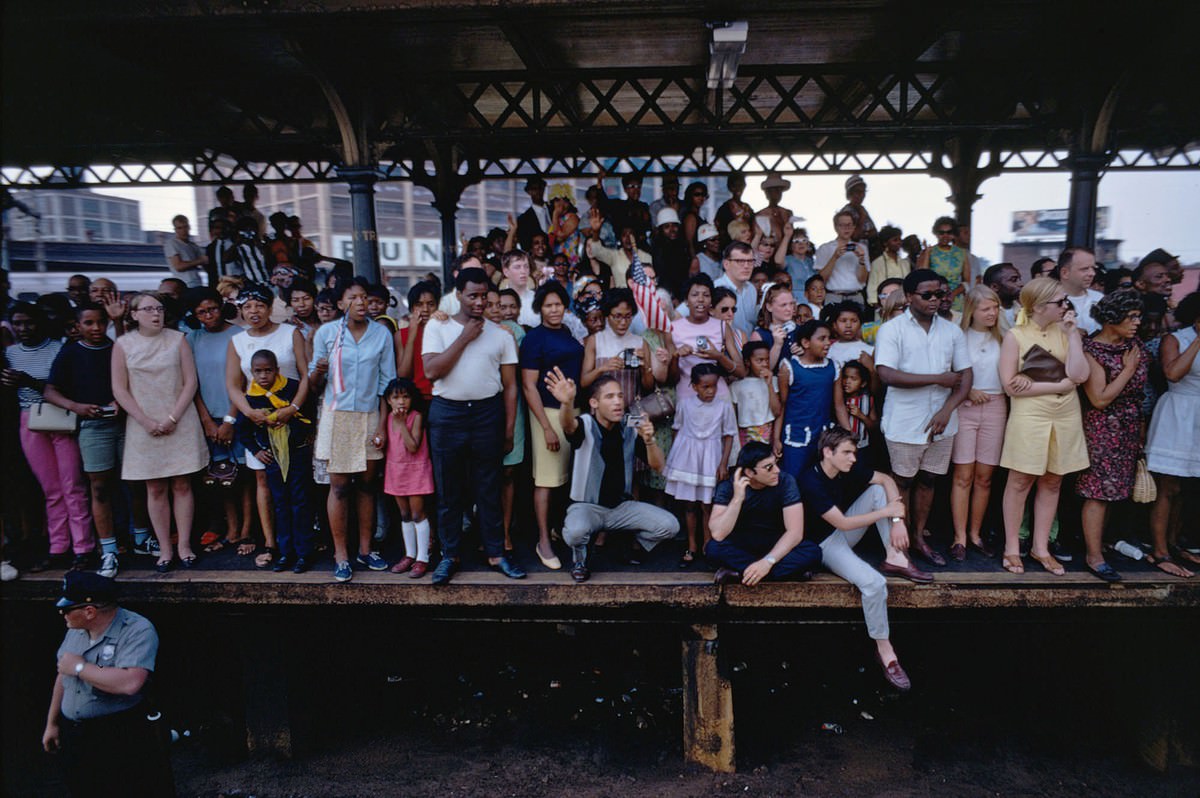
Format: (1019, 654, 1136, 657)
(3, 174, 1198, 691)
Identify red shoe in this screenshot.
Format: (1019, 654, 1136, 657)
(407, 560, 428, 579)
(390, 556, 415, 574)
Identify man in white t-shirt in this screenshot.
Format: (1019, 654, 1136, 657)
(422, 267, 525, 585)
(814, 210, 868, 306)
(1055, 247, 1102, 335)
(874, 269, 973, 567)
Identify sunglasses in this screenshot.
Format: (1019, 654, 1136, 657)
(915, 290, 948, 301)
(1044, 297, 1071, 307)
(935, 229, 955, 235)
(58, 604, 93, 616)
(751, 461, 779, 473)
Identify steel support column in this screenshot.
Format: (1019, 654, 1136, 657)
(340, 167, 381, 282)
(1065, 153, 1109, 249)
(431, 188, 465, 292)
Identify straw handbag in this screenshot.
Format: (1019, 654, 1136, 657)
(1131, 458, 1157, 504)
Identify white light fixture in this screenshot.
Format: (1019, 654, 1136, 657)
(707, 21, 748, 90)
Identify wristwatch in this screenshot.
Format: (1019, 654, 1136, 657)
(890, 516, 903, 524)
(222, 415, 237, 425)
(764, 555, 777, 566)
(73, 662, 85, 675)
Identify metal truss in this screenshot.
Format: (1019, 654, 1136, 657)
(5, 142, 1198, 190)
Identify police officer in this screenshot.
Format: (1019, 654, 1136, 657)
(42, 571, 174, 797)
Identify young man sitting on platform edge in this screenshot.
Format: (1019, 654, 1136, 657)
(544, 368, 679, 583)
(705, 442, 822, 586)
(799, 426, 931, 692)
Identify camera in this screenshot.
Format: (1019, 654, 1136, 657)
(695, 335, 710, 351)
(622, 348, 641, 368)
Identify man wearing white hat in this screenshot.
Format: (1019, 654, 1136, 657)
(691, 223, 724, 282)
(840, 174, 878, 255)
(756, 173, 794, 242)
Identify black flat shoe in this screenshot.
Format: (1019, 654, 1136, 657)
(490, 556, 526, 580)
(155, 559, 174, 574)
(431, 557, 459, 586)
(292, 557, 310, 574)
(272, 556, 289, 573)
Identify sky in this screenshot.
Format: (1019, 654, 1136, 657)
(91, 169, 1199, 267)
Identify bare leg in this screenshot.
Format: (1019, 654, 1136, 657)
(170, 475, 195, 559)
(144, 478, 173, 562)
(501, 466, 515, 551)
(87, 470, 116, 541)
(1002, 470, 1037, 557)
(700, 502, 713, 547)
(327, 473, 354, 563)
(1080, 498, 1108, 569)
(1149, 475, 1193, 577)
(356, 460, 380, 556)
(968, 464, 995, 546)
(255, 471, 275, 550)
(239, 477, 254, 541)
(910, 472, 935, 539)
(1030, 474, 1062, 558)
(533, 486, 554, 560)
(950, 462, 975, 547)
(684, 502, 698, 553)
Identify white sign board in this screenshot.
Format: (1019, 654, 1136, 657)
(332, 236, 443, 267)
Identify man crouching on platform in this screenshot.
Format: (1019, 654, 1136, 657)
(705, 441, 823, 585)
(545, 368, 679, 583)
(42, 571, 175, 797)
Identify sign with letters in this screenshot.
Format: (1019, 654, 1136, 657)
(332, 236, 442, 267)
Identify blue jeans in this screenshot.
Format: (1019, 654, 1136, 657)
(704, 536, 822, 579)
(429, 394, 506, 559)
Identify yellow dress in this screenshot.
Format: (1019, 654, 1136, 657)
(998, 323, 1089, 476)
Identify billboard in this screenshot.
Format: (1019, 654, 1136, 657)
(1010, 207, 1110, 239)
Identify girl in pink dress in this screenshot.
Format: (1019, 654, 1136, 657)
(664, 364, 737, 566)
(382, 378, 435, 578)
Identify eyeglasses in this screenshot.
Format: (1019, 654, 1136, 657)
(135, 305, 164, 314)
(194, 306, 221, 316)
(1043, 297, 1071, 307)
(935, 229, 955, 235)
(608, 313, 633, 321)
(915, 290, 948, 301)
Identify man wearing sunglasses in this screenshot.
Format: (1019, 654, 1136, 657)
(43, 571, 174, 797)
(706, 441, 823, 585)
(874, 269, 973, 567)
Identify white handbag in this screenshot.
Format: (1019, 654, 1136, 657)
(27, 402, 78, 433)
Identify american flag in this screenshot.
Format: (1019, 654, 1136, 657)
(628, 250, 672, 333)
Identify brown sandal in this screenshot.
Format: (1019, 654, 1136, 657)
(1029, 552, 1065, 576)
(1147, 552, 1195, 578)
(1001, 554, 1024, 575)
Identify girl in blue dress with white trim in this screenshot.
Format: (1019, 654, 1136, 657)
(774, 319, 837, 477)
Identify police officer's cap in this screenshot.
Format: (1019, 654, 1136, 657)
(56, 571, 118, 609)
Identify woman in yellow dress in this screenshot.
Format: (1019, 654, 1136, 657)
(997, 277, 1090, 575)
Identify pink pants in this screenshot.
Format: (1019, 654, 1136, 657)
(19, 411, 94, 555)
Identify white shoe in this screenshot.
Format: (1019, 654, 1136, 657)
(0, 561, 18, 582)
(98, 552, 119, 579)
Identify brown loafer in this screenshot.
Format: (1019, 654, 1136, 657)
(880, 561, 934, 583)
(713, 567, 741, 586)
(912, 538, 946, 567)
(407, 560, 428, 579)
(390, 556, 415, 574)
(949, 543, 967, 562)
(876, 652, 912, 692)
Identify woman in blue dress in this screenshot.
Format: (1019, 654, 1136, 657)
(774, 319, 836, 477)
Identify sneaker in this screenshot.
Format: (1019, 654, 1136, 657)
(98, 552, 119, 579)
(333, 560, 353, 582)
(132, 537, 161, 557)
(1049, 541, 1073, 563)
(356, 551, 388, 571)
(0, 561, 18, 582)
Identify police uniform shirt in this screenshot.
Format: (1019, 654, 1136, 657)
(56, 607, 158, 721)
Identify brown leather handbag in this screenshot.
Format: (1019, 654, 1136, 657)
(1018, 344, 1067, 382)
(630, 388, 675, 422)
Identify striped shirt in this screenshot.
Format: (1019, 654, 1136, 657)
(5, 338, 63, 409)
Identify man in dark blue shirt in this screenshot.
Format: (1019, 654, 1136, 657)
(706, 441, 821, 585)
(799, 427, 932, 692)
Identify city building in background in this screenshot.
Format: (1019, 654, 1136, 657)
(1002, 207, 1122, 275)
(7, 188, 144, 244)
(201, 175, 731, 289)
